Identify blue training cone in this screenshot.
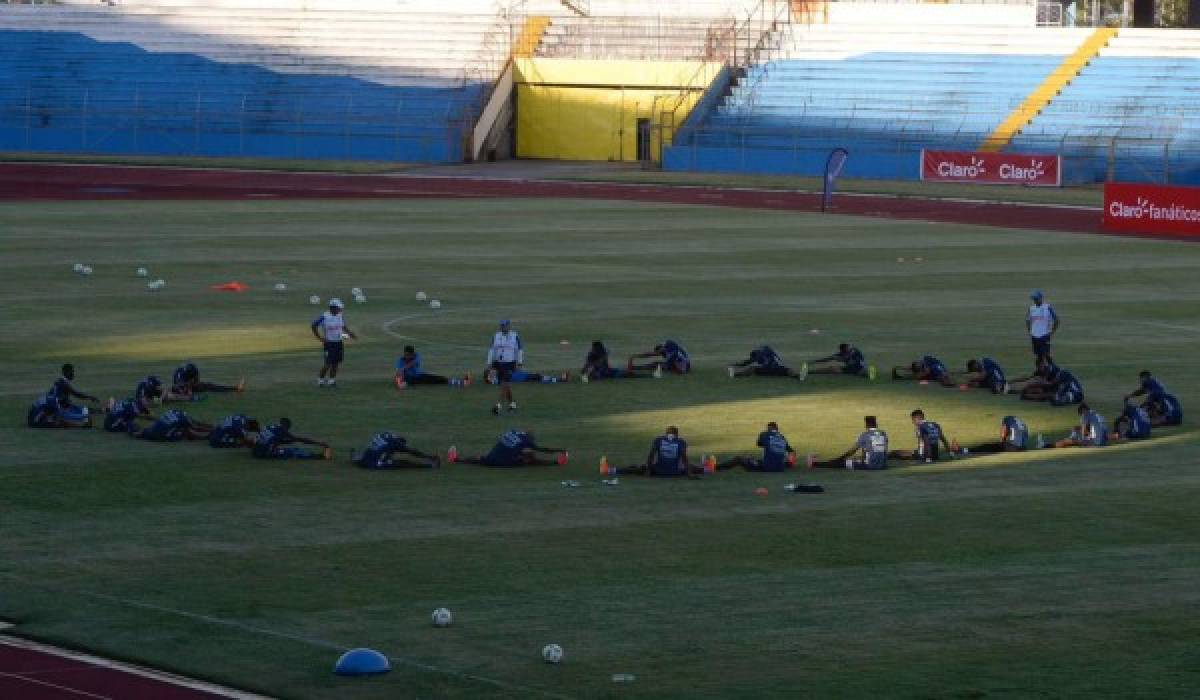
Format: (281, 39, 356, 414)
(334, 648, 391, 676)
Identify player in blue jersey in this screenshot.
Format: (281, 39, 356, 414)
(351, 432, 441, 469)
(715, 422, 797, 471)
(208, 414, 261, 448)
(46, 363, 101, 423)
(614, 426, 702, 477)
(165, 362, 244, 402)
(448, 429, 566, 467)
(394, 345, 471, 388)
(807, 416, 890, 470)
(133, 375, 165, 416)
(960, 357, 1007, 394)
(1146, 392, 1183, 427)
(728, 345, 805, 379)
(628, 340, 690, 375)
(102, 398, 149, 434)
(1112, 404, 1152, 441)
(26, 394, 91, 428)
(1008, 357, 1060, 398)
(892, 355, 955, 387)
(581, 341, 640, 382)
(1124, 370, 1169, 406)
(135, 409, 213, 442)
(252, 418, 332, 460)
(806, 343, 875, 379)
(1052, 404, 1108, 448)
(889, 409, 956, 463)
(960, 415, 1037, 453)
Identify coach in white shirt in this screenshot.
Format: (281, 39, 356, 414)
(487, 319, 523, 415)
(311, 298, 356, 387)
(1025, 290, 1059, 363)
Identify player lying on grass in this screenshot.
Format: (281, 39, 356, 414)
(628, 339, 690, 375)
(581, 341, 639, 382)
(486, 368, 569, 384)
(351, 432, 441, 469)
(714, 421, 796, 471)
(395, 345, 470, 388)
(891, 355, 955, 387)
(958, 415, 1040, 453)
(807, 415, 889, 470)
(1019, 361, 1084, 406)
(888, 409, 957, 463)
(806, 343, 875, 379)
(959, 357, 1007, 394)
(208, 414, 261, 448)
(134, 409, 213, 442)
(1112, 403, 1152, 442)
(252, 417, 332, 460)
(448, 429, 566, 467)
(27, 394, 93, 428)
(133, 375, 165, 416)
(46, 363, 100, 423)
(609, 426, 703, 478)
(1125, 370, 1183, 426)
(727, 345, 805, 380)
(164, 362, 244, 401)
(1050, 404, 1108, 448)
(102, 398, 151, 434)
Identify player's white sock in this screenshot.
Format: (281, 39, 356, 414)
(317, 378, 327, 386)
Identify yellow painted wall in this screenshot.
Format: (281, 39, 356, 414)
(514, 58, 719, 162)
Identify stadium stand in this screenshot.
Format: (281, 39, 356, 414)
(0, 0, 501, 161)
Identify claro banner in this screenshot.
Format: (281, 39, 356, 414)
(1104, 183, 1200, 237)
(920, 150, 1061, 186)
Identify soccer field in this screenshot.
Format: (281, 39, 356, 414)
(2, 197, 1199, 699)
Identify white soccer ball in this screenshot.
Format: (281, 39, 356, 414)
(351, 287, 363, 297)
(274, 282, 288, 292)
(542, 644, 564, 664)
(354, 294, 366, 304)
(81, 265, 93, 276)
(429, 299, 441, 309)
(146, 281, 159, 291)
(431, 607, 453, 627)
(309, 295, 321, 305)
(415, 291, 428, 302)
(154, 278, 165, 288)
(73, 263, 84, 273)
(136, 267, 148, 277)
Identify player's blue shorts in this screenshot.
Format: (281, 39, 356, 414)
(103, 414, 134, 433)
(138, 426, 181, 442)
(745, 458, 787, 472)
(1031, 335, 1052, 357)
(323, 341, 345, 365)
(491, 361, 517, 383)
(845, 361, 866, 375)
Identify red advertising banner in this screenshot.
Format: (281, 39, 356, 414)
(1104, 182, 1200, 237)
(920, 150, 1061, 187)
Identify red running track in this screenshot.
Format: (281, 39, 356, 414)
(0, 162, 1107, 236)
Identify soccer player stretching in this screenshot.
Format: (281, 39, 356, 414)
(448, 429, 566, 467)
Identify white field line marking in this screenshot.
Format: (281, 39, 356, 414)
(0, 574, 575, 700)
(0, 671, 110, 699)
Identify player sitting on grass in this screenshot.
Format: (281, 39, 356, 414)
(892, 355, 955, 387)
(727, 345, 805, 380)
(102, 398, 149, 434)
(164, 362, 244, 401)
(27, 394, 92, 428)
(133, 375, 165, 416)
(1006, 357, 1058, 397)
(806, 343, 875, 379)
(252, 418, 332, 460)
(960, 357, 1007, 394)
(889, 409, 956, 463)
(714, 421, 797, 471)
(351, 432, 441, 469)
(447, 429, 566, 467)
(611, 426, 703, 478)
(208, 414, 261, 448)
(1020, 362, 1084, 407)
(628, 340, 690, 375)
(487, 367, 569, 384)
(47, 363, 101, 424)
(1112, 403, 1152, 442)
(1125, 370, 1182, 426)
(959, 415, 1040, 453)
(395, 345, 470, 388)
(581, 341, 638, 382)
(1050, 404, 1108, 448)
(134, 409, 213, 442)
(807, 416, 889, 470)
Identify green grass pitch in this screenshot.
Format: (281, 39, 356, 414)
(2, 197, 1200, 699)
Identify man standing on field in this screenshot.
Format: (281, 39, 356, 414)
(312, 298, 356, 388)
(1026, 290, 1059, 363)
(487, 319, 523, 415)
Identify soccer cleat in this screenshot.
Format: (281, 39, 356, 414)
(868, 365, 878, 381)
(1035, 434, 1046, 449)
(796, 363, 809, 381)
(508, 401, 518, 412)
(581, 373, 589, 384)
(447, 446, 459, 463)
(322, 447, 333, 460)
(236, 378, 246, 393)
(328, 379, 337, 388)
(491, 403, 501, 416)
(844, 459, 855, 470)
(556, 452, 569, 466)
(727, 366, 735, 379)
(653, 366, 663, 379)
(1002, 381, 1012, 395)
(317, 378, 326, 387)
(806, 454, 816, 469)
